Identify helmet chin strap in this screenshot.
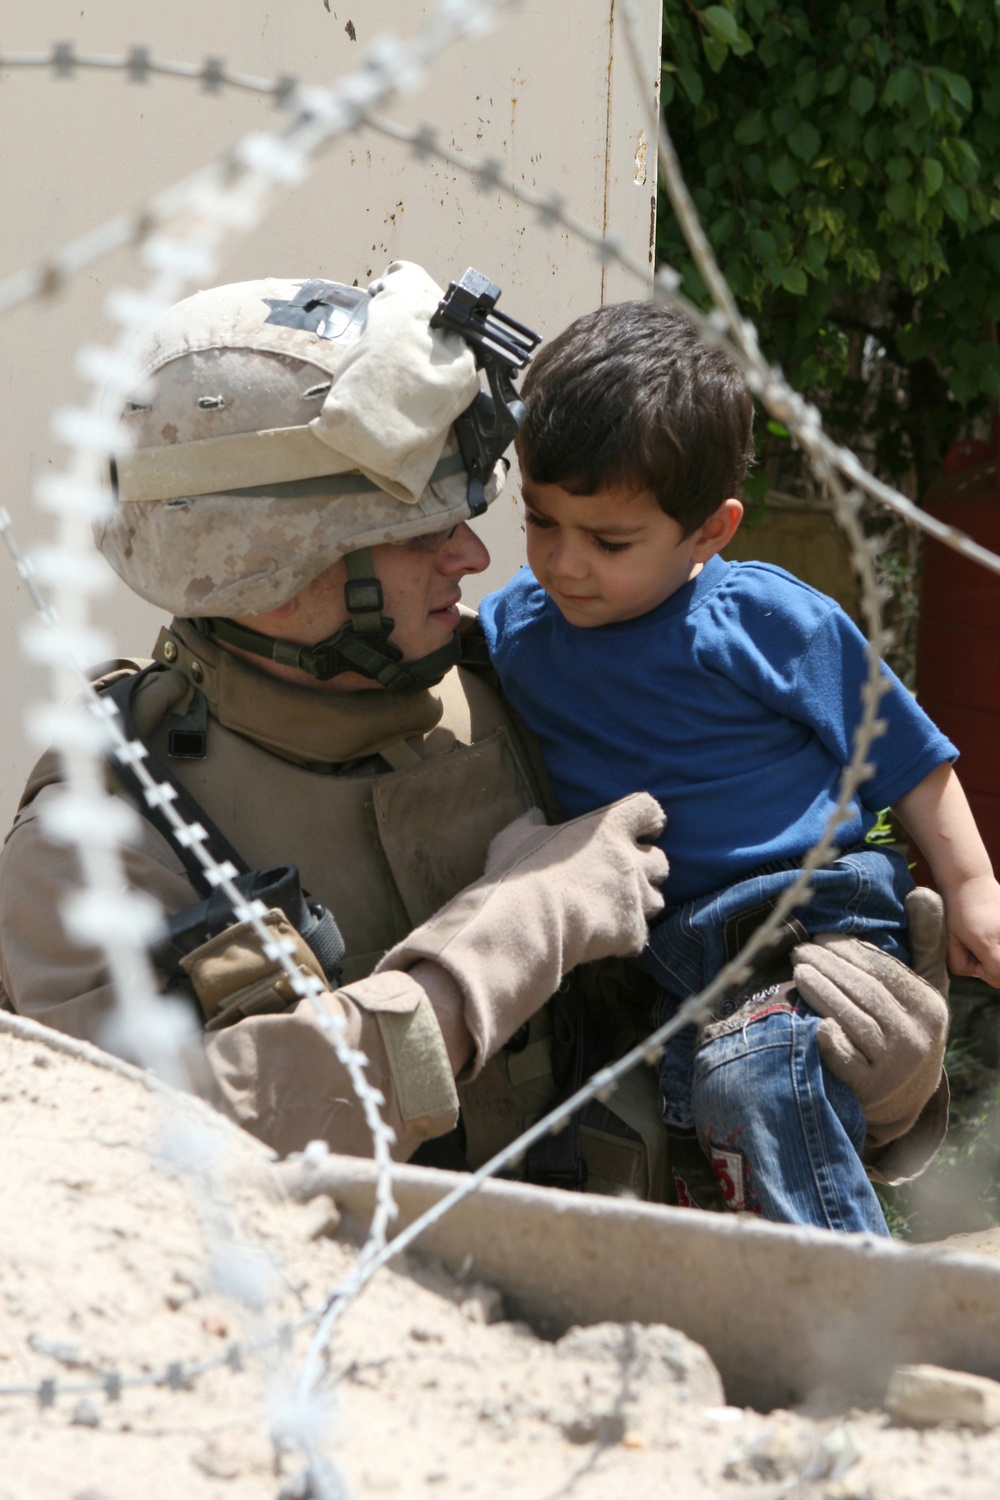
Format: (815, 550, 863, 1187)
(195, 547, 460, 692)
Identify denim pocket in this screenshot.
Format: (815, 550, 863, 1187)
(690, 1006, 888, 1234)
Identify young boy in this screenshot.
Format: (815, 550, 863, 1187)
(480, 300, 1000, 1234)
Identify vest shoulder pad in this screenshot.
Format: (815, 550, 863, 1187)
(15, 658, 156, 815)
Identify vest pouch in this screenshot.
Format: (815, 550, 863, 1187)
(180, 908, 326, 1031)
(458, 1006, 674, 1204)
(373, 729, 536, 928)
(458, 1009, 557, 1169)
(579, 1063, 671, 1201)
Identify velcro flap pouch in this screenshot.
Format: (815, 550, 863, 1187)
(373, 730, 535, 928)
(181, 907, 326, 1030)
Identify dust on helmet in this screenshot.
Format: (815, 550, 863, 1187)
(97, 261, 537, 690)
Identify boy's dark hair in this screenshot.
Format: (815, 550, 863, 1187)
(517, 301, 754, 535)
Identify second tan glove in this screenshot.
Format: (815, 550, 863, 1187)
(375, 791, 668, 1074)
(791, 887, 950, 1152)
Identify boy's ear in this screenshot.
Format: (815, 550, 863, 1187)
(692, 498, 743, 561)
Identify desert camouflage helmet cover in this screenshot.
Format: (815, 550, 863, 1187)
(95, 260, 507, 618)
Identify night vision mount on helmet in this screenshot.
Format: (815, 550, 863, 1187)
(431, 266, 540, 515)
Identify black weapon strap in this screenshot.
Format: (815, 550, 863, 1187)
(100, 664, 250, 898)
(99, 665, 345, 985)
(522, 977, 589, 1191)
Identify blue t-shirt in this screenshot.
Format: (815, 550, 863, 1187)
(480, 556, 957, 904)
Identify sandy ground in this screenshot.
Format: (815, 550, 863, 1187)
(3, 1021, 1000, 1500)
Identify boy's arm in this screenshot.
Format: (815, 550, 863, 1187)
(892, 762, 1000, 987)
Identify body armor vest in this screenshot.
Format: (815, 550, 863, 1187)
(15, 617, 672, 1202)
(140, 620, 540, 981)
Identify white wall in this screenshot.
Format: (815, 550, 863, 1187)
(0, 0, 661, 828)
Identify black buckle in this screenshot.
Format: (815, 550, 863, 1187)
(167, 688, 208, 760)
(528, 1160, 589, 1192)
(296, 642, 339, 679)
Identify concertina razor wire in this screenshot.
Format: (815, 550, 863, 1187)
(1, 2, 998, 1487)
(3, 38, 999, 578)
(1, 5, 534, 1491)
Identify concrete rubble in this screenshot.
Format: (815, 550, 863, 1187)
(885, 1364, 1000, 1430)
(5, 1010, 1000, 1497)
(285, 1152, 1000, 1410)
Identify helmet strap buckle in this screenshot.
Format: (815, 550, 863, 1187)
(196, 545, 460, 693)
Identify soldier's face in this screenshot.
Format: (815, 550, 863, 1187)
(232, 522, 490, 691)
(368, 522, 491, 661)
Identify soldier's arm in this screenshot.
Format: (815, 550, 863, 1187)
(0, 789, 459, 1161)
(2, 788, 668, 1164)
(0, 791, 194, 1039)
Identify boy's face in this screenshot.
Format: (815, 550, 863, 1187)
(522, 478, 739, 628)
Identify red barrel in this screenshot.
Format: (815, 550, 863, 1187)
(916, 453, 1000, 875)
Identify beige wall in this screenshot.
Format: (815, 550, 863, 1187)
(724, 497, 863, 624)
(0, 0, 661, 829)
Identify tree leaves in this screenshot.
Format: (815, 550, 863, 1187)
(886, 182, 917, 220)
(677, 65, 704, 106)
(702, 5, 739, 45)
(789, 121, 821, 163)
(824, 64, 848, 96)
(658, 0, 1000, 486)
(935, 67, 973, 113)
(884, 67, 920, 109)
(701, 5, 754, 56)
(780, 264, 808, 295)
(942, 182, 970, 224)
(924, 157, 945, 196)
(849, 75, 877, 118)
(769, 156, 801, 197)
(734, 108, 767, 145)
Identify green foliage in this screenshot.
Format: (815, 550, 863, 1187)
(660, 0, 1000, 492)
(864, 808, 896, 846)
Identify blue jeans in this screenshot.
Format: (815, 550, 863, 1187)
(637, 849, 914, 1235)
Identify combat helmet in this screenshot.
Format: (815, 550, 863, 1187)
(97, 261, 538, 689)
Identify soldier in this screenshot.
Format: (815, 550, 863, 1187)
(0, 263, 948, 1207)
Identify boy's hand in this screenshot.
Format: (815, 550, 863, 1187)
(943, 874, 1000, 988)
(893, 765, 1000, 988)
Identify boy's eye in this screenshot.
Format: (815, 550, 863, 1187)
(524, 510, 554, 529)
(594, 536, 629, 554)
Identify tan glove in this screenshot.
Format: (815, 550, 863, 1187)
(375, 792, 668, 1074)
(482, 806, 549, 876)
(904, 883, 950, 997)
(791, 887, 950, 1165)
